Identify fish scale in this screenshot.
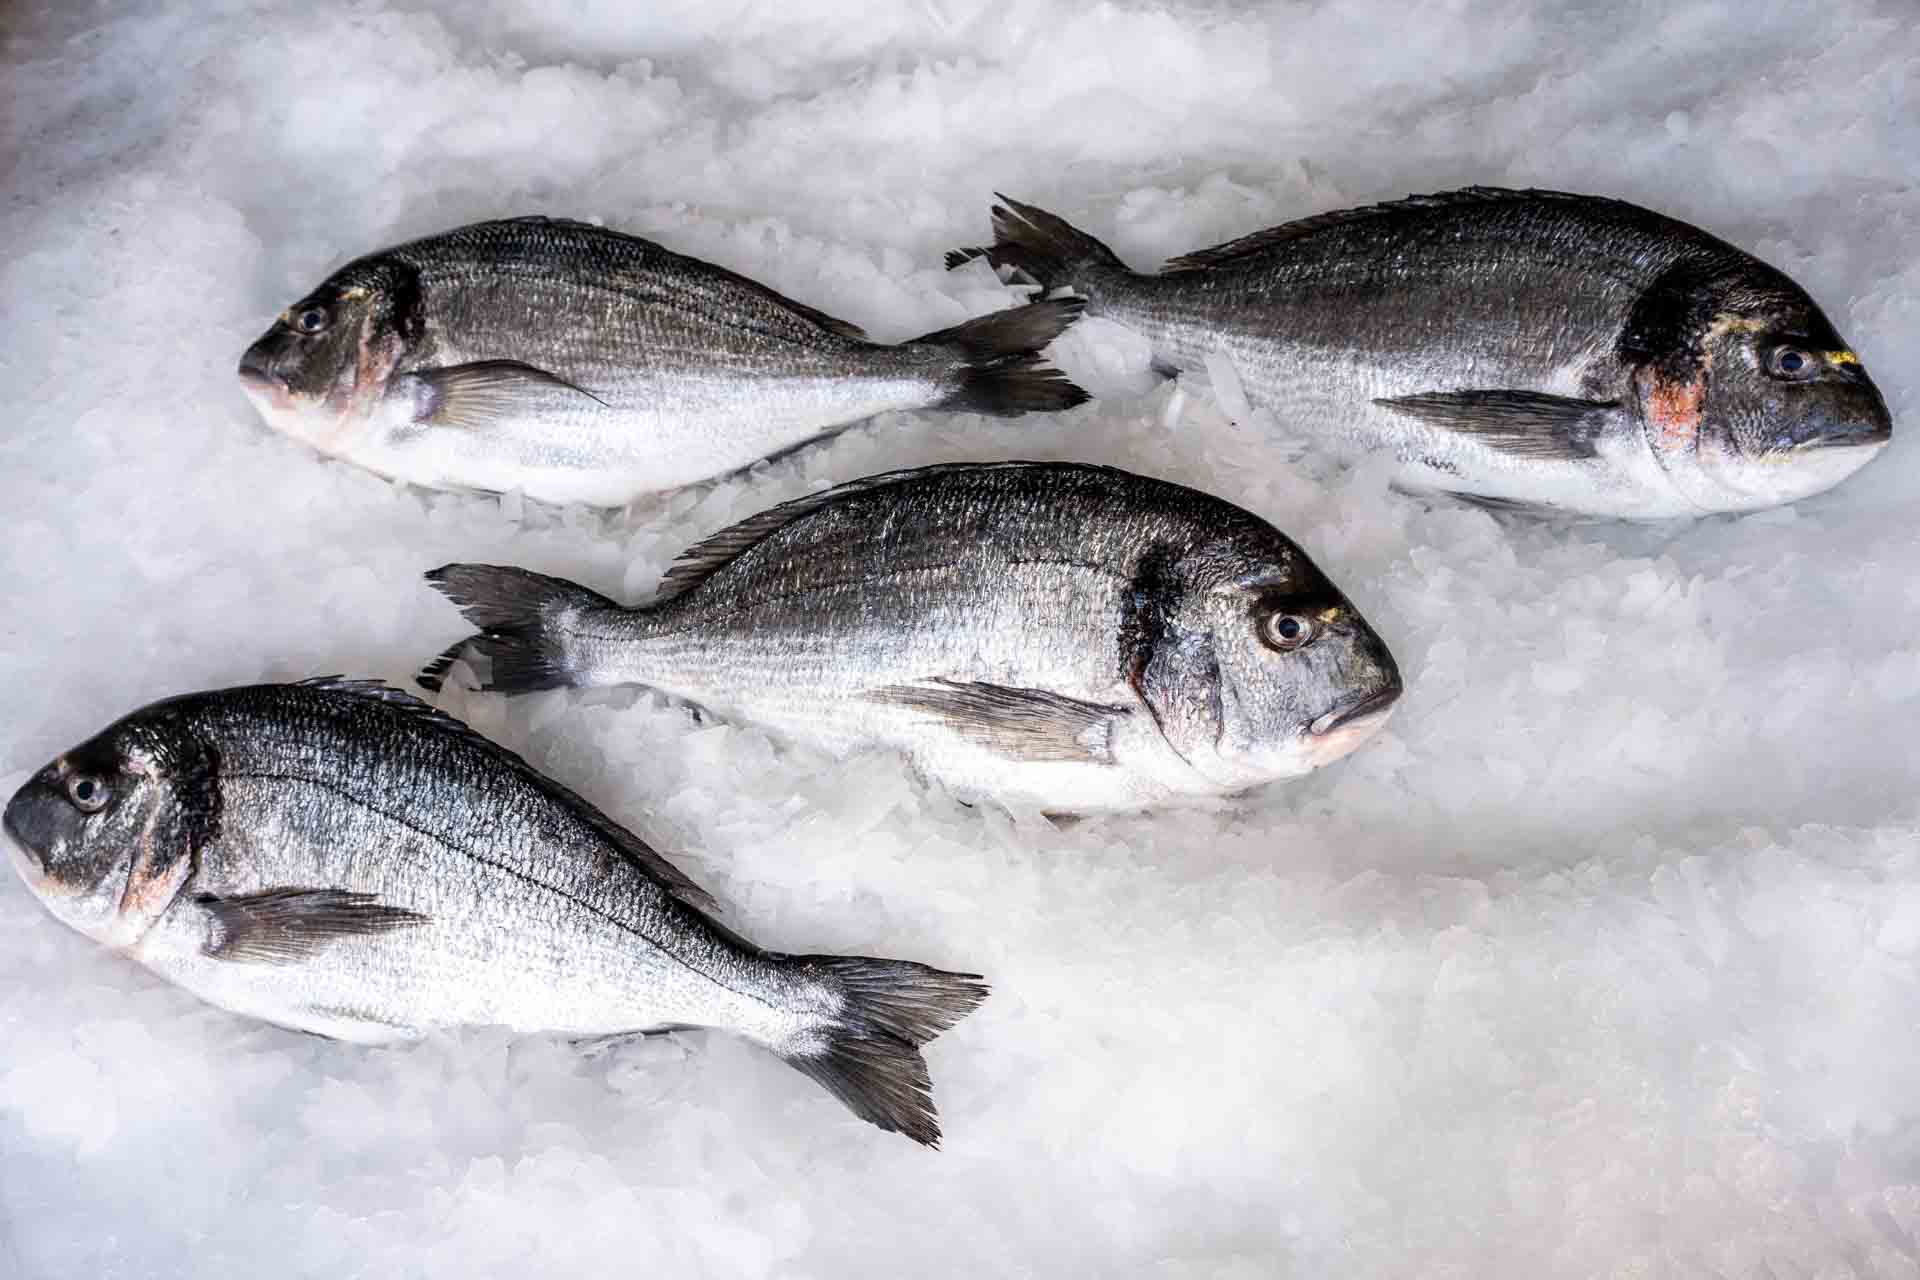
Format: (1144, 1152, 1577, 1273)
(239, 217, 1088, 505)
(423, 461, 1404, 813)
(3, 679, 988, 1146)
(950, 187, 1891, 518)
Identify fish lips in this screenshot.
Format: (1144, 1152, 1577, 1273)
(1780, 375, 1894, 452)
(1297, 685, 1401, 771)
(2, 777, 54, 887)
(1310, 684, 1402, 738)
(1791, 414, 1892, 451)
(237, 340, 294, 406)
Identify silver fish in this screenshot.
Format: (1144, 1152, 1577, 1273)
(950, 188, 1892, 519)
(238, 216, 1088, 506)
(2, 678, 986, 1146)
(420, 461, 1403, 813)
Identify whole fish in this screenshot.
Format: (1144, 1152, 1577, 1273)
(420, 461, 1403, 813)
(2, 678, 986, 1146)
(949, 188, 1892, 518)
(238, 216, 1088, 506)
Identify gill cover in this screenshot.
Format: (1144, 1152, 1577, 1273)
(109, 722, 222, 945)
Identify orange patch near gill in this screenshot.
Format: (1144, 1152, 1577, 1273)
(1642, 368, 1706, 451)
(348, 325, 407, 421)
(112, 789, 190, 946)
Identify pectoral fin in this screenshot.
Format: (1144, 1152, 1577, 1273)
(411, 361, 607, 430)
(198, 888, 428, 964)
(866, 679, 1128, 764)
(1374, 390, 1619, 461)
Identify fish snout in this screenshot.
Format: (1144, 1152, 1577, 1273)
(1783, 373, 1894, 453)
(1795, 409, 1892, 452)
(237, 333, 301, 407)
(1310, 682, 1402, 738)
(2, 778, 56, 880)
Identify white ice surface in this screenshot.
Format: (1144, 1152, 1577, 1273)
(4, 1, 1919, 1275)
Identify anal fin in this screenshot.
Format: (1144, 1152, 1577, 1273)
(199, 888, 428, 964)
(866, 679, 1128, 764)
(1374, 389, 1619, 460)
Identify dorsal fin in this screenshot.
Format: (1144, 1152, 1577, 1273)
(498, 214, 611, 233)
(1162, 187, 1623, 272)
(486, 217, 869, 342)
(296, 676, 439, 708)
(650, 462, 1055, 604)
(746, 291, 867, 341)
(292, 677, 717, 912)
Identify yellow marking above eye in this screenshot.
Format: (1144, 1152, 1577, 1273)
(1707, 314, 1768, 337)
(1316, 606, 1344, 624)
(1829, 350, 1860, 366)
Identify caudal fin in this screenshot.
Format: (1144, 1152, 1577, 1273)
(915, 297, 1089, 417)
(417, 564, 621, 694)
(945, 194, 1130, 294)
(781, 956, 989, 1148)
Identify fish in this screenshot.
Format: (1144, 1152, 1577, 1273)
(1, 678, 987, 1146)
(237, 216, 1089, 506)
(947, 188, 1892, 519)
(418, 461, 1403, 813)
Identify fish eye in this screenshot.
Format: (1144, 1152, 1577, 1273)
(1765, 344, 1818, 382)
(1259, 611, 1317, 653)
(65, 774, 109, 813)
(292, 305, 332, 335)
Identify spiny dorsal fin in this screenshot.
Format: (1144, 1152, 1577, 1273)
(1162, 187, 1621, 272)
(651, 461, 1069, 604)
(290, 677, 718, 912)
(499, 215, 612, 233)
(745, 289, 868, 341)
(296, 676, 437, 707)
(488, 217, 869, 341)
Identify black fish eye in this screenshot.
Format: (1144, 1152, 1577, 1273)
(1260, 612, 1317, 653)
(293, 305, 331, 335)
(66, 774, 109, 813)
(1766, 345, 1817, 381)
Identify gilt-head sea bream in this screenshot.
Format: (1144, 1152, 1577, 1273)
(950, 188, 1891, 518)
(3, 679, 986, 1146)
(420, 461, 1403, 813)
(240, 216, 1088, 505)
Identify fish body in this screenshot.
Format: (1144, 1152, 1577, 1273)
(422, 462, 1403, 813)
(952, 189, 1891, 518)
(2, 679, 986, 1145)
(239, 217, 1087, 506)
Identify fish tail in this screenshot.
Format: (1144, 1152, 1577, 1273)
(944, 194, 1130, 294)
(417, 564, 622, 694)
(917, 297, 1090, 417)
(779, 956, 989, 1148)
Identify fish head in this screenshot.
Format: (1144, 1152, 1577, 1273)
(1628, 265, 1891, 512)
(4, 706, 219, 950)
(1133, 537, 1402, 791)
(238, 256, 421, 454)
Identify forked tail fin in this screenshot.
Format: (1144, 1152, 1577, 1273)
(781, 956, 989, 1148)
(913, 297, 1090, 417)
(417, 564, 623, 694)
(945, 194, 1131, 294)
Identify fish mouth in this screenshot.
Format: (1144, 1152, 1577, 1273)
(1, 789, 48, 889)
(1310, 685, 1401, 737)
(1793, 420, 1892, 451)
(237, 348, 292, 405)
